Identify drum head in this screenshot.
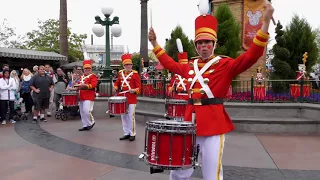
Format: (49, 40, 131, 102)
(62, 91, 77, 95)
(148, 119, 193, 125)
(146, 119, 196, 133)
(108, 96, 127, 102)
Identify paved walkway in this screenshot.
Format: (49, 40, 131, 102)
(1, 116, 320, 180)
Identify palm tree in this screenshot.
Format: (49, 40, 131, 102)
(59, 0, 68, 64)
(140, 0, 149, 72)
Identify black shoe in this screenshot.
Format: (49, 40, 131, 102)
(129, 136, 135, 141)
(40, 118, 47, 122)
(31, 119, 37, 124)
(87, 122, 95, 130)
(119, 135, 130, 140)
(78, 127, 89, 131)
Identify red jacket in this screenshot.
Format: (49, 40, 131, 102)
(78, 73, 98, 101)
(114, 70, 141, 104)
(152, 30, 269, 136)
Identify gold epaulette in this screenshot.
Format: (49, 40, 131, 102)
(132, 70, 138, 73)
(191, 56, 200, 60)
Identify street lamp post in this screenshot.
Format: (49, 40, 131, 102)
(92, 7, 122, 79)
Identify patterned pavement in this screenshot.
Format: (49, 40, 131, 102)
(1, 116, 320, 180)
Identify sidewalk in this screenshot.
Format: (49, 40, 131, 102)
(1, 116, 320, 180)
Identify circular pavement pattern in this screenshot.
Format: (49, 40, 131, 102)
(14, 121, 320, 180)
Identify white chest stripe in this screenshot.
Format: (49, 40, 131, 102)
(81, 74, 93, 84)
(176, 75, 186, 91)
(121, 71, 133, 89)
(190, 56, 221, 98)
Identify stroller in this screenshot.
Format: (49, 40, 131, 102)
(12, 92, 28, 121)
(55, 90, 80, 121)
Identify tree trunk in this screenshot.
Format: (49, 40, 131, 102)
(140, 0, 149, 72)
(59, 0, 68, 64)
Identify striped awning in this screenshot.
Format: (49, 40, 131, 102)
(0, 47, 67, 61)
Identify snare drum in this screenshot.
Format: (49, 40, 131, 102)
(165, 99, 187, 119)
(140, 120, 197, 170)
(107, 96, 128, 115)
(61, 91, 78, 107)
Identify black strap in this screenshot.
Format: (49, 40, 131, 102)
(188, 98, 224, 105)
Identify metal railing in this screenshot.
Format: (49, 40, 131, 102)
(96, 77, 320, 104)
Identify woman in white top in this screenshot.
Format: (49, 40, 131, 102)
(10, 70, 20, 92)
(0, 69, 17, 125)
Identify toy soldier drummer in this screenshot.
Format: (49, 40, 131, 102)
(167, 39, 189, 101)
(113, 53, 142, 141)
(256, 66, 264, 85)
(148, 0, 274, 179)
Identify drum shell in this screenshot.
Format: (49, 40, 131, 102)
(165, 99, 187, 119)
(107, 96, 128, 115)
(144, 120, 196, 169)
(61, 91, 78, 107)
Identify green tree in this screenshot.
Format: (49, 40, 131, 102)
(270, 21, 292, 92)
(315, 28, 320, 63)
(23, 19, 87, 62)
(214, 3, 241, 58)
(164, 25, 196, 61)
(283, 15, 319, 75)
(0, 19, 24, 48)
(131, 54, 141, 71)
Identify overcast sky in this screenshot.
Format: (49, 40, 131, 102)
(1, 0, 319, 53)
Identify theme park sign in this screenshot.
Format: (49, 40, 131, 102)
(242, 0, 265, 50)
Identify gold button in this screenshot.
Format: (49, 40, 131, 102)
(188, 78, 193, 83)
(209, 69, 215, 73)
(189, 89, 193, 94)
(188, 70, 194, 75)
(200, 88, 205, 94)
(204, 78, 209, 84)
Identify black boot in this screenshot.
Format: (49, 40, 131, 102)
(119, 135, 130, 140)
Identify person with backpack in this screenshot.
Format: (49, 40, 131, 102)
(20, 68, 33, 114)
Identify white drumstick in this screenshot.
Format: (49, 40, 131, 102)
(118, 90, 130, 94)
(150, 1, 153, 28)
(71, 72, 74, 88)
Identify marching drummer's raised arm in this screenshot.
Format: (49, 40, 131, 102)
(149, 28, 189, 78)
(228, 1, 273, 77)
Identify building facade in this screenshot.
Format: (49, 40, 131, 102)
(83, 44, 125, 69)
(212, 0, 267, 80)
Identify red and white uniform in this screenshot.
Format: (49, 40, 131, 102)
(77, 60, 98, 128)
(152, 13, 269, 180)
(167, 52, 189, 100)
(114, 54, 142, 136)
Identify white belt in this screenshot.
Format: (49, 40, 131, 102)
(177, 93, 188, 95)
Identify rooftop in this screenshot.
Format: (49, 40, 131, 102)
(0, 47, 67, 61)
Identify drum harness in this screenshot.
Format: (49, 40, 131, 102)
(119, 71, 133, 94)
